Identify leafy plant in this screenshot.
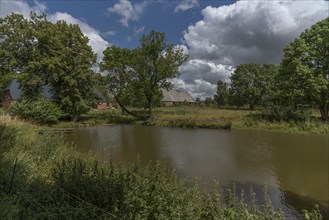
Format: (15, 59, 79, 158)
(9, 99, 62, 124)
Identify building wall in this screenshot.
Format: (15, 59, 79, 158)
(97, 101, 108, 110)
(2, 90, 12, 110)
(163, 101, 173, 106)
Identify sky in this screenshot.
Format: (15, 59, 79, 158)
(0, 0, 328, 99)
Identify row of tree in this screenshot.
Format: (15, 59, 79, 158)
(0, 13, 187, 120)
(1, 12, 327, 121)
(214, 18, 328, 121)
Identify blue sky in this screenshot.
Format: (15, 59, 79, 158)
(42, 0, 233, 48)
(1, 0, 328, 98)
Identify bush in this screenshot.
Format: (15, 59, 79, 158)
(260, 104, 312, 122)
(9, 99, 62, 124)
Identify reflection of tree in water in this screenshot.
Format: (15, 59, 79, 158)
(284, 190, 329, 220)
(269, 133, 329, 219)
(118, 125, 160, 165)
(230, 131, 329, 219)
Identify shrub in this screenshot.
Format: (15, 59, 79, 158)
(9, 99, 62, 124)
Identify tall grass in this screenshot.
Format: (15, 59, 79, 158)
(0, 118, 323, 219)
(147, 107, 329, 134)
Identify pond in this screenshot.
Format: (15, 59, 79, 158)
(66, 125, 329, 219)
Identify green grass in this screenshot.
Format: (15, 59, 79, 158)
(11, 105, 327, 134)
(145, 106, 329, 134)
(0, 117, 322, 219)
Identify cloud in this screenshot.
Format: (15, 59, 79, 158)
(133, 26, 145, 35)
(175, 0, 199, 13)
(0, 0, 110, 62)
(102, 30, 116, 37)
(172, 59, 233, 99)
(176, 0, 329, 98)
(183, 0, 328, 66)
(0, 0, 46, 18)
(171, 78, 217, 100)
(107, 0, 148, 27)
(174, 44, 189, 56)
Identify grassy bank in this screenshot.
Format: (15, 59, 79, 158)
(78, 106, 328, 134)
(2, 106, 329, 134)
(0, 116, 322, 219)
(145, 107, 329, 134)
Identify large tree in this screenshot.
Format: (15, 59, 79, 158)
(280, 18, 329, 121)
(135, 31, 188, 118)
(100, 46, 139, 117)
(229, 63, 263, 109)
(0, 13, 97, 120)
(259, 64, 279, 106)
(0, 13, 47, 100)
(48, 20, 97, 120)
(214, 80, 229, 107)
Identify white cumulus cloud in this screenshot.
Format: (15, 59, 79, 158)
(183, 0, 328, 66)
(175, 0, 329, 98)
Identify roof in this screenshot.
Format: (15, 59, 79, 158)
(94, 88, 107, 101)
(161, 89, 195, 103)
(5, 80, 105, 101)
(6, 80, 52, 100)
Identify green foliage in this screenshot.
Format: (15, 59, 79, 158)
(9, 99, 62, 124)
(100, 46, 139, 117)
(49, 20, 97, 121)
(279, 18, 329, 121)
(302, 205, 323, 220)
(135, 31, 189, 118)
(229, 64, 279, 110)
(0, 13, 53, 100)
(230, 64, 263, 109)
(204, 97, 216, 107)
(0, 13, 97, 120)
(100, 31, 188, 119)
(214, 80, 229, 107)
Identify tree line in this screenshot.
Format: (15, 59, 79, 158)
(214, 18, 328, 122)
(0, 12, 187, 121)
(1, 12, 327, 122)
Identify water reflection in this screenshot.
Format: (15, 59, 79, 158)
(66, 125, 329, 219)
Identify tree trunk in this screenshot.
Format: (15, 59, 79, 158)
(112, 93, 141, 119)
(249, 101, 254, 110)
(147, 96, 153, 119)
(319, 104, 328, 122)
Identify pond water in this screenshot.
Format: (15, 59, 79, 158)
(66, 125, 329, 219)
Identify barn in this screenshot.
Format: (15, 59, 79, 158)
(161, 89, 195, 106)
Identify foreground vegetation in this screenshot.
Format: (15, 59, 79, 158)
(0, 116, 322, 219)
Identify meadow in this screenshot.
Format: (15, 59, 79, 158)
(47, 106, 329, 134)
